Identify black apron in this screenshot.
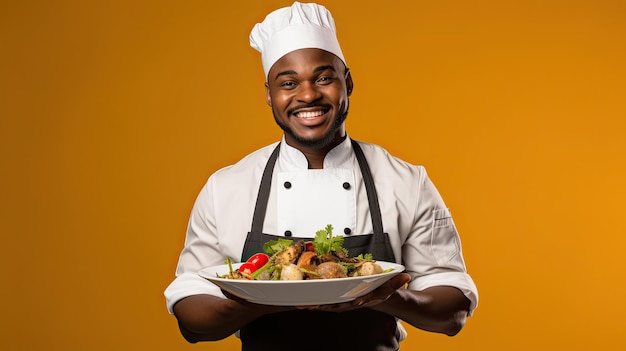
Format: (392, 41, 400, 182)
(239, 139, 400, 351)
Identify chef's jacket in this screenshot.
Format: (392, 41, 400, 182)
(164, 136, 478, 316)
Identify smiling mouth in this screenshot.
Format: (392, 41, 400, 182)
(293, 109, 328, 119)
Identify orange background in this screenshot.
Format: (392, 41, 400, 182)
(1, 0, 625, 350)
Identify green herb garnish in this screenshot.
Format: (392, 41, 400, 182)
(262, 238, 293, 255)
(313, 224, 345, 256)
(356, 253, 373, 261)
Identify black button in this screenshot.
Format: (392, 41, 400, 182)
(284, 181, 292, 189)
(344, 227, 352, 234)
(342, 182, 351, 190)
(284, 230, 292, 237)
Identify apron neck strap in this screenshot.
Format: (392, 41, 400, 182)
(250, 143, 281, 233)
(350, 139, 384, 234)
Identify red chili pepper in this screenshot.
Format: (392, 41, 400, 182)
(239, 262, 258, 274)
(246, 253, 270, 269)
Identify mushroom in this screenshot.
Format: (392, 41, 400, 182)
(315, 262, 347, 279)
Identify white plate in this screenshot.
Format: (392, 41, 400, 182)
(198, 261, 405, 306)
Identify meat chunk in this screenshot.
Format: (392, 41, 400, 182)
(296, 251, 319, 271)
(351, 261, 383, 276)
(296, 251, 320, 279)
(274, 242, 303, 265)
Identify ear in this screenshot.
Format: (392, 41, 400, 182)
(264, 82, 272, 107)
(345, 69, 354, 96)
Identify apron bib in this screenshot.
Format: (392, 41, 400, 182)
(239, 140, 400, 351)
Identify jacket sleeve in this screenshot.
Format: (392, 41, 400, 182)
(402, 168, 479, 314)
(164, 175, 229, 314)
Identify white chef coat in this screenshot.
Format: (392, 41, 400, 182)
(164, 136, 478, 317)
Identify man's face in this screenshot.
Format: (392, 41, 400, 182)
(265, 48, 353, 150)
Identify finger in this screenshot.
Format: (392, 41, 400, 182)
(312, 301, 356, 312)
(389, 273, 411, 289)
(351, 273, 411, 306)
(370, 273, 410, 296)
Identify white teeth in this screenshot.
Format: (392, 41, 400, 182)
(296, 110, 324, 118)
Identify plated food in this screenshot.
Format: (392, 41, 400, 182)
(220, 225, 390, 281)
(198, 261, 405, 306)
(197, 225, 405, 305)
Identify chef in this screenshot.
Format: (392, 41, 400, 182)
(164, 2, 478, 350)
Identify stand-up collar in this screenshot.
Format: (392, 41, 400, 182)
(278, 135, 353, 170)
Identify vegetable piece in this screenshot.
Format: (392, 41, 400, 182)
(313, 224, 345, 256)
(246, 253, 270, 269)
(356, 253, 374, 261)
(225, 258, 234, 273)
(239, 262, 258, 275)
(263, 238, 293, 255)
(220, 258, 254, 280)
(280, 263, 304, 280)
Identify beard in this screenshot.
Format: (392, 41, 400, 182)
(273, 106, 349, 150)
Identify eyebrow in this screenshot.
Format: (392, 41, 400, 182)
(273, 65, 336, 80)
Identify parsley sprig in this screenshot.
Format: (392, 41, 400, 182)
(313, 224, 347, 256)
(262, 238, 293, 255)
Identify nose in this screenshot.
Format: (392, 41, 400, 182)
(296, 82, 321, 103)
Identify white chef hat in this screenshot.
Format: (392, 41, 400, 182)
(250, 2, 346, 78)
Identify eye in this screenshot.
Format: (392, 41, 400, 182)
(280, 81, 297, 89)
(316, 76, 333, 85)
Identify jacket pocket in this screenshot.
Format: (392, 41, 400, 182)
(431, 208, 460, 265)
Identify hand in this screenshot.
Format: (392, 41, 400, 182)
(296, 273, 411, 312)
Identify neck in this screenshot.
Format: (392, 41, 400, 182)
(285, 133, 347, 169)
(302, 151, 326, 169)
